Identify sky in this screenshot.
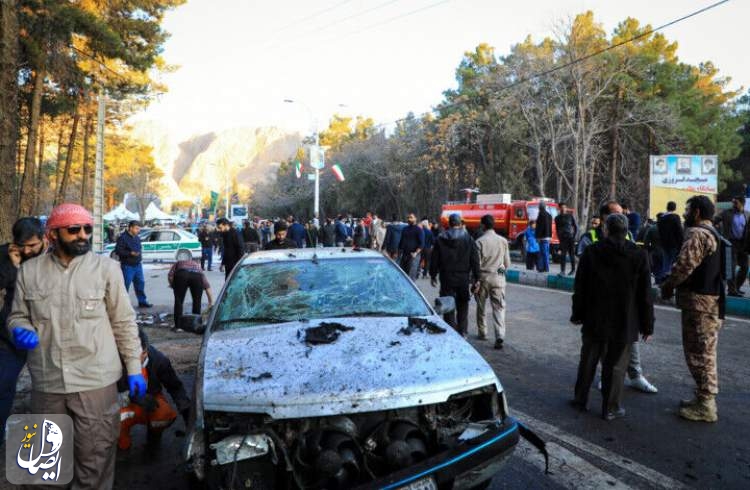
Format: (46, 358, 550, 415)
(136, 0, 749, 142)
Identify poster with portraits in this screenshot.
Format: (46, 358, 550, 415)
(649, 155, 718, 215)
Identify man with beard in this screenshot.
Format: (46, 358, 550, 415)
(217, 218, 244, 279)
(7, 203, 144, 488)
(264, 221, 296, 250)
(0, 217, 47, 443)
(661, 196, 725, 422)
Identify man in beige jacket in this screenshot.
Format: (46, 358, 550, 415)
(8, 203, 144, 489)
(475, 214, 511, 349)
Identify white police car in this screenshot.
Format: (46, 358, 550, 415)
(105, 228, 201, 262)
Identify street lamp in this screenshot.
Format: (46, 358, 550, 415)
(284, 99, 346, 222)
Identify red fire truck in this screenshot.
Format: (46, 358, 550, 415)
(440, 193, 561, 259)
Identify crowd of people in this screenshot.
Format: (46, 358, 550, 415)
(0, 192, 738, 487)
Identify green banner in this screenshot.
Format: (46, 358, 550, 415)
(209, 191, 219, 213)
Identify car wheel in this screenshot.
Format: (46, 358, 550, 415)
(176, 250, 192, 261)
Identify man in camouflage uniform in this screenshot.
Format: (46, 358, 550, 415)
(661, 195, 724, 422)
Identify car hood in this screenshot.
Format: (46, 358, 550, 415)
(201, 316, 501, 419)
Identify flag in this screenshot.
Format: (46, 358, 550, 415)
(331, 164, 345, 182)
(209, 191, 219, 212)
(295, 160, 302, 179)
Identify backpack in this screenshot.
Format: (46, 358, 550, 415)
(697, 224, 730, 319)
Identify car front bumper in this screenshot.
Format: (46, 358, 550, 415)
(356, 417, 520, 490)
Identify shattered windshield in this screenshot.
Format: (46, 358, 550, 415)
(214, 257, 431, 329)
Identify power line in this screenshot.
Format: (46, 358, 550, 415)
(354, 0, 452, 34)
(265, 0, 402, 50)
(366, 0, 731, 131)
(271, 0, 358, 35)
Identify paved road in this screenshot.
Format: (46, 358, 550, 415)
(424, 280, 750, 490)
(3, 262, 749, 489)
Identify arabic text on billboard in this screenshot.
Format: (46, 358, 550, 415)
(649, 155, 718, 214)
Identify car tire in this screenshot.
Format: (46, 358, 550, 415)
(176, 250, 192, 261)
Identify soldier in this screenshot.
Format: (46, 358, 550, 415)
(661, 195, 724, 422)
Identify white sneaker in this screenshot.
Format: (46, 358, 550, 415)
(626, 376, 658, 393)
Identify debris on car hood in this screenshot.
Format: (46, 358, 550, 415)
(249, 372, 272, 382)
(398, 316, 446, 336)
(300, 322, 354, 345)
(202, 317, 500, 417)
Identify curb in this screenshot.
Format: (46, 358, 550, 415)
(506, 269, 750, 319)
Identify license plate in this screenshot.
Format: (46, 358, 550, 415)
(398, 476, 437, 490)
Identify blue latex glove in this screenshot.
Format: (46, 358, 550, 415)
(128, 374, 147, 400)
(12, 327, 39, 350)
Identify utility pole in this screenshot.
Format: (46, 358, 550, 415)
(314, 130, 320, 222)
(93, 89, 105, 252)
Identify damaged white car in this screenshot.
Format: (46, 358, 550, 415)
(182, 249, 541, 490)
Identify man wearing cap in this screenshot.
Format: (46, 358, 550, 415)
(7, 203, 145, 489)
(115, 220, 152, 308)
(430, 213, 480, 336)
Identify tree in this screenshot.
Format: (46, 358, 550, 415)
(0, 0, 19, 241)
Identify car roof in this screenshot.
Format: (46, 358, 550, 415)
(240, 248, 386, 265)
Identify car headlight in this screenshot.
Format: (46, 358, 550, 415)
(209, 434, 273, 466)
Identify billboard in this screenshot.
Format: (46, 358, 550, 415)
(649, 155, 718, 215)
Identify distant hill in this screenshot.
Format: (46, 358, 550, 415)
(132, 122, 301, 207)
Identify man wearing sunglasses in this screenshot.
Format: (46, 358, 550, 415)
(7, 203, 144, 489)
(0, 217, 47, 444)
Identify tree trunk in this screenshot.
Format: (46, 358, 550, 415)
(80, 114, 93, 206)
(609, 125, 619, 201)
(56, 110, 80, 205)
(0, 0, 19, 241)
(54, 119, 65, 190)
(19, 67, 45, 217)
(33, 116, 45, 215)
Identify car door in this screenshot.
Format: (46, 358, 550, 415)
(139, 231, 157, 260)
(153, 230, 180, 260)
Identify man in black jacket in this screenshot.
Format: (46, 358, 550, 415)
(554, 203, 578, 275)
(321, 218, 336, 247)
(399, 213, 425, 279)
(715, 196, 750, 296)
(264, 221, 296, 250)
(241, 220, 261, 253)
(657, 201, 684, 275)
(571, 214, 654, 421)
(535, 202, 553, 272)
(217, 218, 244, 279)
(430, 213, 480, 336)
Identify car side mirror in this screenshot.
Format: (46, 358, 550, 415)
(434, 296, 456, 315)
(179, 314, 205, 335)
